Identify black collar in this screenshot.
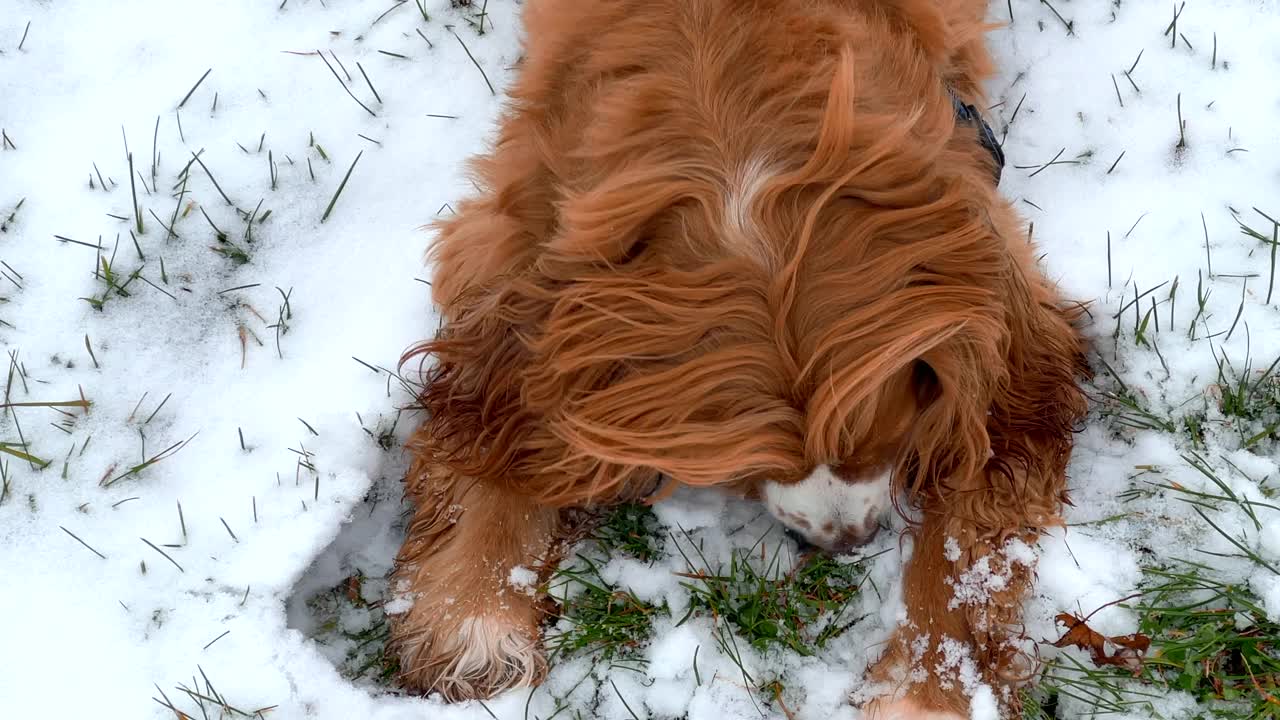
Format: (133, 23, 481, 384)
(950, 90, 1005, 185)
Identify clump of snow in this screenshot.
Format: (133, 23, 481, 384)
(507, 565, 538, 596)
(1262, 518, 1280, 560)
(1002, 537, 1036, 567)
(948, 554, 1010, 610)
(947, 537, 1037, 611)
(646, 619, 703, 680)
(944, 536, 963, 562)
(382, 595, 414, 616)
(935, 636, 984, 694)
(651, 484, 730, 531)
(1256, 573, 1280, 624)
(599, 553, 692, 616)
(969, 684, 999, 720)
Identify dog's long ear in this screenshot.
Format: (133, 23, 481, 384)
(982, 254, 1090, 524)
(407, 162, 806, 507)
(898, 218, 1089, 530)
(881, 220, 1089, 711)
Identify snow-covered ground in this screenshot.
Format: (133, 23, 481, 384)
(2, 1, 1279, 719)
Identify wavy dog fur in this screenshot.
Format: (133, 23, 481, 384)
(391, 0, 1089, 715)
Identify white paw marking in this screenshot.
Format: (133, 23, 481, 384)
(399, 615, 543, 700)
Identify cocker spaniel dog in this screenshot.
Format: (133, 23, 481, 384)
(390, 0, 1089, 717)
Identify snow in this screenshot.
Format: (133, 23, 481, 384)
(507, 565, 538, 596)
(1260, 574, 1280, 623)
(970, 685, 999, 720)
(2, 1, 1280, 719)
(946, 537, 1038, 612)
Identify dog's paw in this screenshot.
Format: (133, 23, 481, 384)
(862, 696, 967, 720)
(389, 602, 547, 702)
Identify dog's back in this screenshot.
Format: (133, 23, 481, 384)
(431, 0, 998, 307)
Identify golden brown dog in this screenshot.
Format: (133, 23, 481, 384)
(389, 1, 1089, 717)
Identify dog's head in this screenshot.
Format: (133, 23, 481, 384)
(413, 48, 1086, 555)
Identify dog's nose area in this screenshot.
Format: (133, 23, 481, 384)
(763, 464, 892, 555)
(784, 521, 879, 554)
(782, 526, 816, 551)
(828, 521, 881, 554)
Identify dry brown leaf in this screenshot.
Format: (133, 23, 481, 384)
(1053, 612, 1150, 674)
(344, 574, 362, 604)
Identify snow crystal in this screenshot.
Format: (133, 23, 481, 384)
(969, 684, 998, 720)
(1262, 519, 1280, 561)
(646, 620, 702, 680)
(382, 596, 414, 616)
(948, 555, 1007, 611)
(947, 538, 1036, 611)
(935, 636, 983, 694)
(944, 536, 962, 562)
(1257, 573, 1280, 624)
(507, 565, 538, 596)
(650, 484, 729, 532)
(1002, 538, 1037, 567)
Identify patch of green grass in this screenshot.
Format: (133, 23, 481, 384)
(1213, 351, 1280, 448)
(1033, 326, 1280, 718)
(548, 504, 873, 673)
(544, 505, 875, 720)
(1033, 493, 1280, 720)
(1094, 357, 1180, 435)
(1035, 559, 1280, 720)
(589, 502, 664, 563)
(672, 529, 874, 656)
(547, 504, 667, 665)
(80, 250, 145, 311)
(1020, 686, 1056, 720)
(547, 555, 663, 665)
(1175, 453, 1280, 542)
(0, 441, 49, 467)
(305, 572, 400, 684)
(1134, 562, 1280, 718)
(210, 236, 251, 265)
(355, 410, 400, 451)
(153, 665, 278, 719)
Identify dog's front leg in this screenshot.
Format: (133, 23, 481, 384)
(388, 453, 561, 701)
(863, 507, 1043, 720)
